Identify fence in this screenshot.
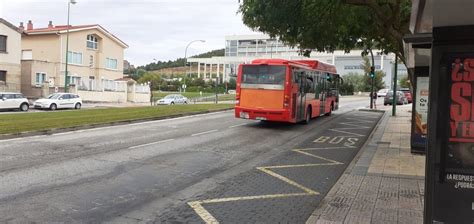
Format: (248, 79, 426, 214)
(70, 79, 150, 103)
(135, 84, 150, 93)
(77, 78, 128, 92)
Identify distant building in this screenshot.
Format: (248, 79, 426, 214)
(188, 34, 407, 88)
(0, 18, 22, 92)
(19, 20, 129, 98)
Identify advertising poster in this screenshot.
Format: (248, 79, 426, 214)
(446, 57, 474, 188)
(413, 76, 429, 148)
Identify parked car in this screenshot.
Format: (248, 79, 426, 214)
(384, 91, 408, 105)
(0, 92, 29, 111)
(400, 88, 413, 103)
(34, 93, 82, 110)
(377, 88, 389, 97)
(157, 94, 188, 105)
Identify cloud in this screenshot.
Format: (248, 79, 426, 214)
(1, 0, 260, 65)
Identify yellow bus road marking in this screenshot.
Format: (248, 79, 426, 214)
(196, 192, 313, 205)
(257, 167, 319, 195)
(187, 147, 346, 224)
(188, 192, 314, 224)
(187, 201, 219, 224)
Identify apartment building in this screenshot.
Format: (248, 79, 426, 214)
(0, 18, 21, 92)
(188, 34, 407, 88)
(20, 20, 128, 97)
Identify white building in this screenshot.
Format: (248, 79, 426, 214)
(0, 18, 22, 92)
(187, 34, 407, 88)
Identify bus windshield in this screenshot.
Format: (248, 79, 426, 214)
(241, 65, 286, 85)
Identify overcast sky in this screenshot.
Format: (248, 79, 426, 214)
(0, 0, 260, 66)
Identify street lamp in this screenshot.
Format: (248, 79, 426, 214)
(184, 40, 205, 92)
(64, 0, 76, 92)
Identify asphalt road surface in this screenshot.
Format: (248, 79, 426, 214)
(0, 97, 378, 223)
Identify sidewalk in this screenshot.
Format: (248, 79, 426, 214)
(307, 104, 425, 224)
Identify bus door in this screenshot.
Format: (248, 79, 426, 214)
(319, 75, 327, 114)
(295, 71, 307, 121)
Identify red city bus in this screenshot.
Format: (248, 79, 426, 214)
(235, 59, 341, 123)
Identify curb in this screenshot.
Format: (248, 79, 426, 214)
(306, 109, 388, 223)
(0, 108, 234, 140)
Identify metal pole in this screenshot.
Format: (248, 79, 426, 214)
(215, 75, 218, 104)
(371, 77, 374, 109)
(369, 49, 375, 109)
(64, 1, 71, 92)
(184, 40, 205, 93)
(392, 55, 398, 116)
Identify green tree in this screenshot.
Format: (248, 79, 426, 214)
(399, 74, 410, 88)
(343, 72, 365, 92)
(137, 72, 162, 90)
(361, 56, 385, 91)
(239, 0, 411, 68)
(228, 78, 237, 90)
(339, 82, 355, 95)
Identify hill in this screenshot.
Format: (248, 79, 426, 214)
(138, 49, 224, 72)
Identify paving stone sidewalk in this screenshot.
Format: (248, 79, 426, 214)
(306, 105, 425, 224)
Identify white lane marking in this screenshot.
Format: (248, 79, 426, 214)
(191, 129, 218, 137)
(229, 123, 248, 128)
(128, 139, 174, 149)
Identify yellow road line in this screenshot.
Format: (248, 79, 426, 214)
(293, 149, 343, 164)
(187, 146, 348, 224)
(257, 167, 319, 195)
(188, 201, 219, 224)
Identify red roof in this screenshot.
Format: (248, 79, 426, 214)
(24, 24, 97, 33)
(22, 24, 128, 48)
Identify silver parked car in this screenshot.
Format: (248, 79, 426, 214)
(0, 92, 29, 111)
(157, 94, 188, 105)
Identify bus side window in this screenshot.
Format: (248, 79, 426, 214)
(315, 74, 322, 98)
(292, 70, 299, 84)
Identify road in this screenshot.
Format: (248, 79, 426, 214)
(0, 97, 378, 223)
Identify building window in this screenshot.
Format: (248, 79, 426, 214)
(68, 76, 81, 86)
(22, 50, 32, 60)
(87, 35, 98, 49)
(106, 58, 118, 70)
(67, 51, 83, 65)
(89, 55, 94, 67)
(0, 71, 6, 82)
(35, 72, 46, 86)
(0, 35, 6, 53)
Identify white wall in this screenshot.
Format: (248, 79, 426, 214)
(0, 22, 21, 65)
(76, 90, 150, 103)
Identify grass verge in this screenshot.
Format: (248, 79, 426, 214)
(0, 104, 233, 135)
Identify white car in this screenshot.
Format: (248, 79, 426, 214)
(34, 93, 82, 110)
(377, 88, 389, 97)
(0, 92, 29, 111)
(157, 94, 188, 105)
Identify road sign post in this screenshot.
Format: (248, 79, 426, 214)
(370, 66, 375, 109)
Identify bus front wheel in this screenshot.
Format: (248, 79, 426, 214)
(326, 103, 333, 116)
(303, 107, 311, 124)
